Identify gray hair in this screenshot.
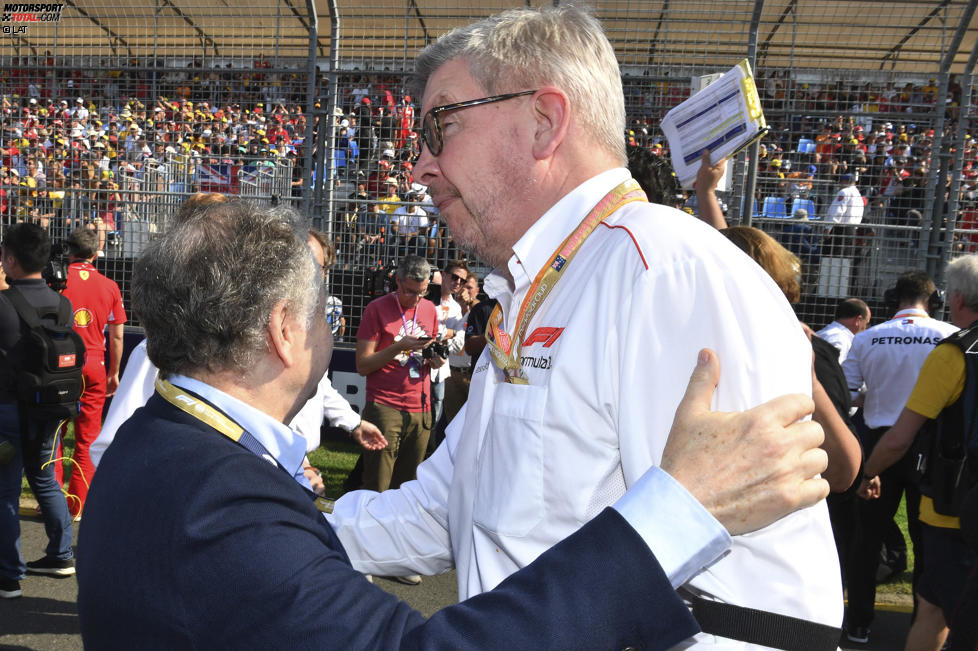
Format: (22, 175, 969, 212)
(412, 5, 626, 164)
(396, 255, 431, 283)
(132, 201, 318, 377)
(946, 254, 978, 313)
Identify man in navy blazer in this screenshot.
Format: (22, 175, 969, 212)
(77, 201, 829, 648)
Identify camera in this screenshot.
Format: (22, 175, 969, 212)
(421, 339, 449, 360)
(43, 240, 69, 293)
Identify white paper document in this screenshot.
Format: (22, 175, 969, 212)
(661, 59, 767, 188)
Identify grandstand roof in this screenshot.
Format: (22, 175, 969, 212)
(6, 1, 978, 75)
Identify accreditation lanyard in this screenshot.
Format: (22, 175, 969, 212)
(486, 179, 647, 384)
(395, 292, 424, 375)
(154, 378, 335, 514)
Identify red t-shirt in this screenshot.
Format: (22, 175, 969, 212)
(63, 261, 127, 357)
(357, 292, 438, 412)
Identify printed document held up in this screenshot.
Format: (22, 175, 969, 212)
(661, 59, 767, 188)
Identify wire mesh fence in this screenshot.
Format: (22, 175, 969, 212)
(4, 0, 978, 334)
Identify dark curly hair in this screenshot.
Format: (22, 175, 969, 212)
(626, 146, 684, 206)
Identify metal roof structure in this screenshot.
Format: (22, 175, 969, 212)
(4, 1, 978, 75)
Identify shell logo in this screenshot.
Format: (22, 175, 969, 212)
(79, 270, 90, 281)
(74, 308, 94, 328)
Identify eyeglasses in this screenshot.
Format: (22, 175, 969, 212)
(449, 273, 466, 284)
(421, 90, 537, 156)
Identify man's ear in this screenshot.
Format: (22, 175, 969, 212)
(267, 301, 298, 368)
(530, 88, 570, 160)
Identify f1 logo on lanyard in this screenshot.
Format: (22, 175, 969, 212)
(487, 179, 647, 384)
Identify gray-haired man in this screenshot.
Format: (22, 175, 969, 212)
(355, 255, 443, 497)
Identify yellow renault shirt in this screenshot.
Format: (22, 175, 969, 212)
(905, 343, 966, 528)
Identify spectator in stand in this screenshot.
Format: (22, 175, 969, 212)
(816, 298, 872, 363)
(377, 177, 401, 216)
(780, 208, 820, 287)
(391, 189, 427, 257)
(826, 173, 864, 257)
(56, 227, 127, 519)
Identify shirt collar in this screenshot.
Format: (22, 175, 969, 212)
(484, 167, 630, 302)
(167, 374, 309, 483)
(8, 277, 47, 287)
(892, 308, 929, 320)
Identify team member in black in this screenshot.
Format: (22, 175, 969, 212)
(842, 271, 958, 644)
(0, 224, 77, 599)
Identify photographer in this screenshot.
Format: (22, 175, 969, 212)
(355, 256, 442, 535)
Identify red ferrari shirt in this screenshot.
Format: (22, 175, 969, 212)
(63, 261, 127, 355)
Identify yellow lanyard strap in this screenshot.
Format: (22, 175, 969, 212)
(487, 179, 647, 384)
(155, 378, 334, 513)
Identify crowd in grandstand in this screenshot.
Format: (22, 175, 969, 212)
(4, 61, 978, 260)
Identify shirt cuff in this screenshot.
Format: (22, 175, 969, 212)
(613, 467, 730, 588)
(331, 412, 361, 433)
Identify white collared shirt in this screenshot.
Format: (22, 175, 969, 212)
(816, 320, 855, 362)
(167, 374, 311, 491)
(329, 168, 843, 646)
(91, 345, 359, 466)
(842, 309, 958, 429)
(431, 295, 463, 383)
(828, 185, 864, 224)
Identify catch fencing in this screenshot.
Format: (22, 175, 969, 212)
(4, 1, 978, 331)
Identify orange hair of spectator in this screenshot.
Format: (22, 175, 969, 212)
(721, 226, 802, 304)
(176, 192, 229, 222)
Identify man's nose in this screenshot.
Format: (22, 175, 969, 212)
(414, 143, 439, 184)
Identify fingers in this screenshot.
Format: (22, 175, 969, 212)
(793, 475, 830, 511)
(674, 348, 720, 419)
(797, 446, 829, 484)
(748, 393, 815, 429)
(785, 419, 825, 450)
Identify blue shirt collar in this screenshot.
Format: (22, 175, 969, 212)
(167, 374, 311, 490)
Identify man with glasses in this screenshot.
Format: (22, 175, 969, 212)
(428, 260, 468, 453)
(355, 255, 442, 506)
(329, 7, 842, 648)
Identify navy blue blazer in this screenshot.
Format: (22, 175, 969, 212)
(78, 392, 698, 649)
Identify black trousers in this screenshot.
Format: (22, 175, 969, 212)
(846, 427, 922, 628)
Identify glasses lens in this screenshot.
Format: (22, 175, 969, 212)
(422, 111, 440, 156)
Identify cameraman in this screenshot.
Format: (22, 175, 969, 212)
(355, 256, 442, 521)
(0, 224, 77, 599)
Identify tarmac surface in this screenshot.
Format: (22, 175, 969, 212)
(1, 507, 912, 650)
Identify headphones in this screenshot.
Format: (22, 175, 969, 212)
(882, 286, 944, 314)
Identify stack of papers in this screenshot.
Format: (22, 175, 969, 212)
(661, 59, 767, 188)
